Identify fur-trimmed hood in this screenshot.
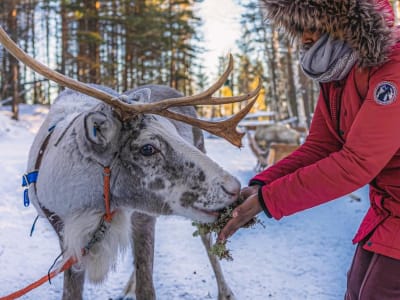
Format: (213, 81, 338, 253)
(259, 0, 397, 67)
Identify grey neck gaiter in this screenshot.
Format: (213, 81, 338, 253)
(300, 34, 358, 83)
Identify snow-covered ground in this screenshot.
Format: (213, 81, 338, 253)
(0, 106, 369, 300)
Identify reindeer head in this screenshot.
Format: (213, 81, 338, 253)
(53, 87, 240, 223)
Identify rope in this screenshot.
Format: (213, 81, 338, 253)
(29, 215, 40, 237)
(0, 257, 76, 300)
(47, 252, 65, 284)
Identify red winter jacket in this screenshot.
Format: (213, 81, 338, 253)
(250, 43, 400, 260)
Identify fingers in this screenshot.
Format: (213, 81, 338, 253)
(218, 194, 262, 241)
(240, 185, 260, 200)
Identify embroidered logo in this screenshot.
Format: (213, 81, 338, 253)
(374, 82, 397, 105)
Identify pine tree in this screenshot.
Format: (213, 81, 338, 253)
(0, 0, 205, 115)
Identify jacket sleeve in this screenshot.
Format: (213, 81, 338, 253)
(261, 62, 400, 220)
(250, 92, 342, 186)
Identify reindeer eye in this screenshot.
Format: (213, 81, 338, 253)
(140, 144, 159, 156)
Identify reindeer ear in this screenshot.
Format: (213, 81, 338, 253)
(84, 106, 121, 147)
(122, 88, 152, 103)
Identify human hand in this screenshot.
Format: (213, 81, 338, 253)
(217, 186, 263, 241)
(240, 185, 260, 200)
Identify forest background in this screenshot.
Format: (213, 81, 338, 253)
(1, 0, 400, 128)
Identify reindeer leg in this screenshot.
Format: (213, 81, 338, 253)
(200, 232, 236, 300)
(62, 268, 85, 300)
(58, 236, 85, 300)
(40, 208, 85, 300)
(133, 213, 156, 300)
(58, 230, 85, 300)
(121, 212, 156, 300)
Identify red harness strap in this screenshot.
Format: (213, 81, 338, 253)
(0, 167, 114, 300)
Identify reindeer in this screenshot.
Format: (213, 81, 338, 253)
(0, 27, 260, 300)
(247, 124, 302, 171)
(247, 124, 362, 204)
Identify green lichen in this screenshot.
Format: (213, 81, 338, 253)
(193, 198, 264, 261)
(210, 240, 233, 261)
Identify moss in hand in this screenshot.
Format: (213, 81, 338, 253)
(193, 197, 264, 261)
(210, 240, 233, 261)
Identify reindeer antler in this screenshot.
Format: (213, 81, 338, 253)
(0, 26, 260, 147)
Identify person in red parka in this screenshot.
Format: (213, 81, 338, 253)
(218, 0, 400, 298)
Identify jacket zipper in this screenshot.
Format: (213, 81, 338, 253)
(332, 81, 344, 137)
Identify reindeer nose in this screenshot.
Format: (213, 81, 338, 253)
(221, 175, 240, 198)
(222, 186, 239, 198)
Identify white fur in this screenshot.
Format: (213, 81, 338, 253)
(62, 208, 132, 283)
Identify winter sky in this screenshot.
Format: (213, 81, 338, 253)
(197, 0, 244, 79)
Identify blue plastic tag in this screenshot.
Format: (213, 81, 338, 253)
(23, 189, 30, 207)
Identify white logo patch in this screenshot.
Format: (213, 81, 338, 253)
(374, 82, 397, 105)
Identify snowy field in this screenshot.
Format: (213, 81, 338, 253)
(0, 105, 369, 300)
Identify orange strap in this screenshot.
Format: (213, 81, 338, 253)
(1, 166, 114, 299)
(103, 166, 114, 222)
(0, 257, 76, 300)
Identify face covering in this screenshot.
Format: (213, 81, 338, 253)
(300, 33, 358, 83)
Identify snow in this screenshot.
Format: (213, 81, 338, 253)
(0, 105, 369, 300)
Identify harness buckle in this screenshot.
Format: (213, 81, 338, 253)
(21, 171, 38, 207)
(22, 174, 29, 187)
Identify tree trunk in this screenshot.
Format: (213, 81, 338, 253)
(8, 0, 19, 120)
(284, 38, 298, 120)
(60, 0, 68, 77)
(108, 0, 118, 88)
(29, 0, 40, 104)
(88, 1, 100, 83)
(269, 26, 282, 118)
(298, 65, 314, 128)
(78, 0, 100, 83)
